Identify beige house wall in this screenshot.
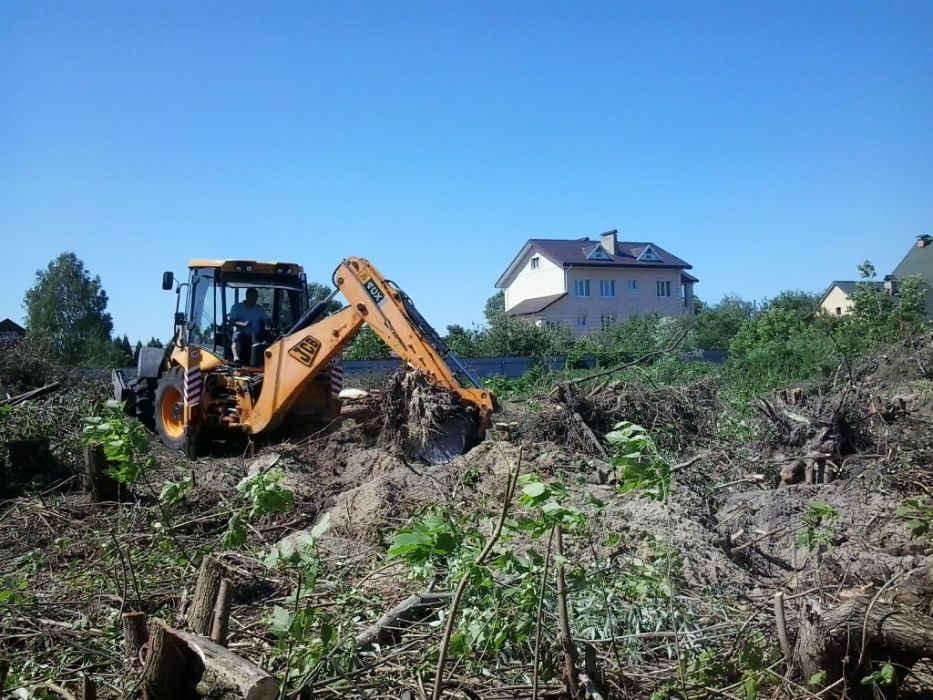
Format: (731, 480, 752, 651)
(502, 251, 564, 312)
(820, 286, 854, 316)
(523, 267, 693, 336)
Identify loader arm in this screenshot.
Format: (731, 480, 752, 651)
(239, 257, 494, 435)
(332, 256, 496, 419)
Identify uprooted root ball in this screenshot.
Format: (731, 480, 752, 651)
(379, 368, 478, 455)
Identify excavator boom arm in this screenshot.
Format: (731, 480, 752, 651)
(239, 257, 494, 435)
(333, 257, 495, 416)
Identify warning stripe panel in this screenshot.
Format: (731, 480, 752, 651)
(184, 367, 202, 406)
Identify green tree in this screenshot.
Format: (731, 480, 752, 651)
(308, 281, 343, 314)
(483, 291, 505, 325)
(845, 261, 927, 347)
(762, 290, 820, 320)
(693, 295, 756, 350)
(146, 337, 164, 348)
(444, 324, 483, 357)
(728, 306, 835, 390)
(477, 317, 573, 359)
(23, 252, 115, 365)
(343, 325, 392, 360)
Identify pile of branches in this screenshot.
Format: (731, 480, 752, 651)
(756, 333, 933, 479)
(517, 377, 720, 456)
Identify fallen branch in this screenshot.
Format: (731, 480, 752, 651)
(551, 326, 689, 394)
(0, 382, 61, 406)
(355, 589, 453, 650)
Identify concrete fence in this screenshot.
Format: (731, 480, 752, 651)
(343, 351, 727, 381)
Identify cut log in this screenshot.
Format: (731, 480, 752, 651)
(142, 620, 200, 700)
(355, 589, 452, 650)
(143, 620, 277, 700)
(175, 629, 278, 700)
(796, 596, 933, 699)
(82, 444, 119, 502)
(189, 555, 225, 635)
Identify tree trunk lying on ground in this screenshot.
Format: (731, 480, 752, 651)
(143, 620, 278, 700)
(355, 589, 452, 650)
(795, 596, 933, 699)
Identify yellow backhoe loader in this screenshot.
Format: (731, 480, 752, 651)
(113, 257, 496, 462)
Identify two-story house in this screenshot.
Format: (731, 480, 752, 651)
(494, 231, 697, 335)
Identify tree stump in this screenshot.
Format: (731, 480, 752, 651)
(189, 555, 225, 636)
(796, 596, 933, 699)
(210, 578, 233, 647)
(122, 611, 149, 660)
(82, 444, 118, 502)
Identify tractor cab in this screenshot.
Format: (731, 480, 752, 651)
(164, 260, 309, 366)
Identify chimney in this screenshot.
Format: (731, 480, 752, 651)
(917, 235, 932, 248)
(600, 229, 618, 257)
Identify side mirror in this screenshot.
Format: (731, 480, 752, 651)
(162, 271, 174, 290)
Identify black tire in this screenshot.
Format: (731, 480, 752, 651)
(132, 378, 156, 429)
(154, 368, 198, 457)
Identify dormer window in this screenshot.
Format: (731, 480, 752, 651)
(530, 256, 540, 270)
(586, 245, 613, 261)
(638, 245, 662, 262)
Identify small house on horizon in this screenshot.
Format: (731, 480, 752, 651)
(0, 318, 25, 347)
(494, 230, 697, 336)
(819, 234, 933, 316)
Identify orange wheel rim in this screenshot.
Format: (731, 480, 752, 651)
(160, 387, 185, 438)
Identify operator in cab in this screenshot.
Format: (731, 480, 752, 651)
(229, 288, 269, 364)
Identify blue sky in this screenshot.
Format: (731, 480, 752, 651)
(2, 0, 931, 343)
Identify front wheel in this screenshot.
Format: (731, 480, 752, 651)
(154, 368, 198, 457)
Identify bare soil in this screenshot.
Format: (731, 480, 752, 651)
(1, 343, 932, 699)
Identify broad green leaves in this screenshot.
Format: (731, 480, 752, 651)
(82, 400, 154, 484)
(607, 421, 671, 501)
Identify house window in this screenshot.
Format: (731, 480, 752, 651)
(656, 280, 671, 297)
(835, 307, 842, 316)
(599, 280, 616, 297)
(577, 314, 587, 326)
(601, 315, 615, 330)
(627, 280, 638, 296)
(543, 320, 559, 330)
(574, 279, 591, 297)
(530, 256, 540, 270)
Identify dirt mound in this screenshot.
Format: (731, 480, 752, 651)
(4, 338, 933, 699)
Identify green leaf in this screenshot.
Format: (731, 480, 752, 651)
(269, 605, 292, 634)
(309, 513, 331, 541)
(741, 673, 759, 700)
(808, 670, 827, 686)
(522, 482, 547, 499)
